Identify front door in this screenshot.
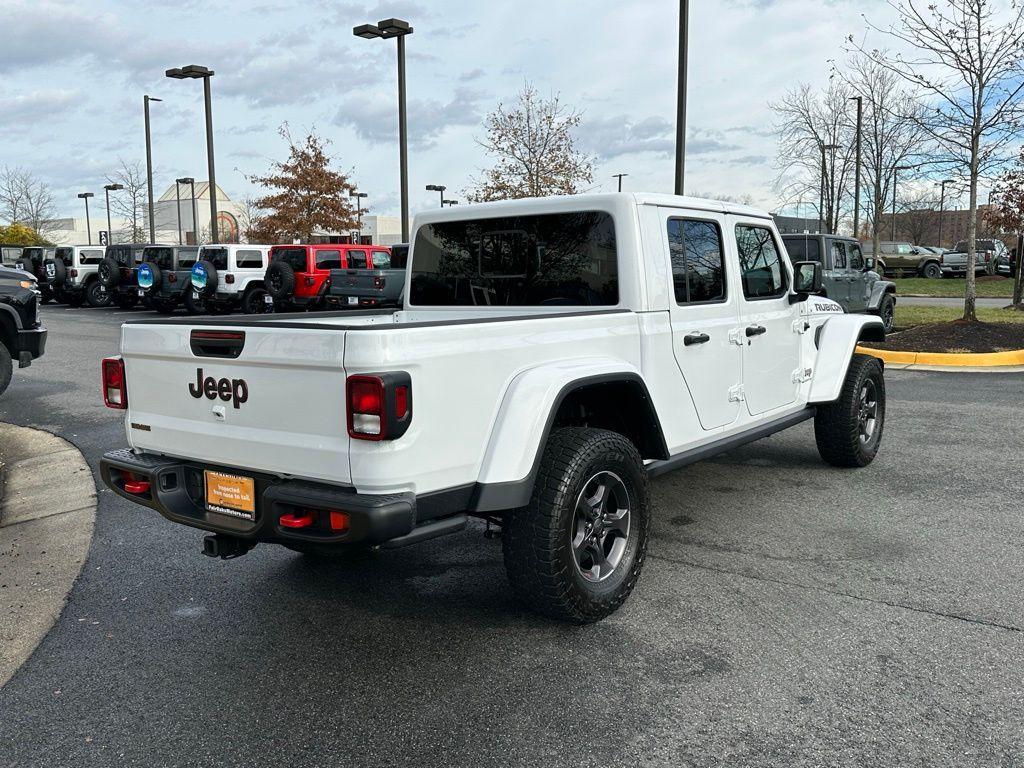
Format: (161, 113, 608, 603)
(733, 220, 802, 416)
(660, 208, 743, 430)
(846, 242, 869, 312)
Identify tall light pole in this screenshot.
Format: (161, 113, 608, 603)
(938, 179, 954, 248)
(143, 95, 161, 243)
(613, 173, 628, 192)
(425, 184, 446, 208)
(354, 18, 413, 242)
(891, 165, 912, 241)
(174, 180, 183, 244)
(166, 65, 219, 243)
(850, 96, 863, 239)
(103, 183, 123, 244)
(350, 191, 368, 241)
(819, 142, 838, 234)
(674, 0, 689, 195)
(78, 193, 95, 245)
(177, 177, 197, 244)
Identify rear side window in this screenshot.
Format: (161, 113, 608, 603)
(202, 247, 229, 271)
(178, 248, 200, 268)
(371, 251, 391, 268)
(315, 249, 343, 269)
(347, 250, 369, 269)
(79, 249, 103, 265)
(235, 249, 264, 269)
(410, 211, 618, 306)
(272, 247, 308, 272)
(667, 218, 726, 304)
(736, 225, 788, 299)
(783, 237, 820, 263)
(55, 247, 73, 266)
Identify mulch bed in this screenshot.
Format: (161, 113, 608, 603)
(861, 320, 1024, 353)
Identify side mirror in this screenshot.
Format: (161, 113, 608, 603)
(791, 261, 822, 301)
(863, 257, 874, 272)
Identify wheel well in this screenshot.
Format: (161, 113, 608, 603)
(0, 313, 16, 354)
(858, 324, 886, 343)
(551, 379, 669, 461)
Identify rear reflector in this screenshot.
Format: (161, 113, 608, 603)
(329, 511, 350, 532)
(122, 472, 150, 495)
(102, 356, 127, 409)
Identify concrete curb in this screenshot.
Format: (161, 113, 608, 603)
(856, 345, 1024, 368)
(0, 423, 96, 689)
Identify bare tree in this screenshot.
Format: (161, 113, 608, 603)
(466, 83, 594, 202)
(857, 0, 1024, 320)
(106, 159, 148, 242)
(236, 195, 265, 244)
(0, 166, 58, 239)
(771, 81, 857, 235)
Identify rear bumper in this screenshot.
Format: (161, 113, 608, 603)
(100, 449, 416, 546)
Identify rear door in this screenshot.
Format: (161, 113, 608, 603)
(659, 207, 743, 430)
(732, 219, 801, 416)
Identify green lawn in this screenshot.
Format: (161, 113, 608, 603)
(896, 305, 1024, 328)
(893, 277, 1015, 298)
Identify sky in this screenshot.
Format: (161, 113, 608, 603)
(1, 0, 910, 221)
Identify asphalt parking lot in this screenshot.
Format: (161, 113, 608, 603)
(1, 304, 1022, 767)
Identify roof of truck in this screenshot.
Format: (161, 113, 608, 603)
(411, 192, 772, 224)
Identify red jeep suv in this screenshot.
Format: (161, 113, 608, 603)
(265, 244, 371, 311)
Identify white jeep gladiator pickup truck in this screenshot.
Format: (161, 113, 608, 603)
(100, 194, 886, 623)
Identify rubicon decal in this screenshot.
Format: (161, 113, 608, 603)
(189, 368, 249, 409)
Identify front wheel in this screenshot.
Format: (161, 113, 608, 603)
(922, 262, 942, 280)
(814, 353, 886, 468)
(502, 428, 650, 623)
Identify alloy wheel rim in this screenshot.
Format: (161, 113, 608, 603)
(857, 379, 879, 444)
(571, 471, 631, 583)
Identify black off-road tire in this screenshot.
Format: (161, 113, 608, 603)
(44, 257, 67, 286)
(922, 261, 942, 280)
(876, 293, 896, 333)
(0, 340, 11, 398)
(814, 353, 886, 468)
(242, 285, 270, 314)
(502, 427, 651, 624)
(98, 257, 120, 288)
(265, 260, 296, 300)
(183, 291, 207, 315)
(85, 279, 111, 308)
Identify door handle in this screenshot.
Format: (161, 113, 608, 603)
(683, 332, 710, 346)
(745, 325, 767, 337)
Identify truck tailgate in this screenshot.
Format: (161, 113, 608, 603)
(120, 323, 351, 484)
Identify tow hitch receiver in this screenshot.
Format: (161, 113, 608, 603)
(202, 534, 255, 560)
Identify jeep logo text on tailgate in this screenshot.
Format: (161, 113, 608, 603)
(188, 369, 249, 409)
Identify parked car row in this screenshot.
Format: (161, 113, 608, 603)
(1, 241, 409, 316)
(860, 240, 1002, 278)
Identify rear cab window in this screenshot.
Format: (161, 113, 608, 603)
(201, 247, 229, 271)
(272, 247, 309, 273)
(409, 210, 618, 306)
(667, 218, 726, 304)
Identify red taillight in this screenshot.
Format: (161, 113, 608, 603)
(102, 357, 127, 409)
(346, 373, 412, 441)
(348, 376, 385, 439)
(225, 273, 235, 284)
(70, 268, 79, 277)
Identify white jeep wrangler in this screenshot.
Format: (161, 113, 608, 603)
(187, 244, 272, 315)
(43, 245, 109, 307)
(100, 194, 886, 623)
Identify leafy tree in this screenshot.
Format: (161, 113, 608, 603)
(248, 126, 358, 242)
(857, 0, 1024, 321)
(0, 222, 51, 245)
(466, 83, 594, 202)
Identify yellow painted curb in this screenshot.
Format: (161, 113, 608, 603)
(856, 345, 1024, 367)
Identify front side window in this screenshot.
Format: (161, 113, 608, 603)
(736, 225, 787, 299)
(235, 249, 264, 269)
(849, 243, 864, 270)
(347, 250, 369, 269)
(897, 243, 914, 255)
(830, 241, 847, 269)
(410, 211, 618, 306)
(667, 218, 726, 304)
(315, 249, 343, 270)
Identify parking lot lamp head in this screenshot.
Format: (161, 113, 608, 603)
(377, 18, 412, 38)
(103, 184, 123, 242)
(353, 23, 383, 39)
(426, 184, 446, 207)
(78, 193, 95, 245)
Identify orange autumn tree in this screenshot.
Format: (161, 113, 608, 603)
(248, 126, 358, 242)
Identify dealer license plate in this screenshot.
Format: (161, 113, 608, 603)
(204, 470, 256, 521)
(348, 296, 358, 305)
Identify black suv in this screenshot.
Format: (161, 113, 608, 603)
(137, 245, 200, 314)
(97, 243, 155, 309)
(0, 265, 48, 397)
(14, 246, 55, 304)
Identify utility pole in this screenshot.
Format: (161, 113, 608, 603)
(850, 96, 863, 239)
(613, 173, 628, 192)
(674, 0, 689, 195)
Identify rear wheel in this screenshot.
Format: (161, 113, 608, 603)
(502, 427, 650, 623)
(242, 285, 270, 314)
(85, 280, 111, 308)
(815, 353, 886, 468)
(183, 292, 207, 315)
(0, 340, 11, 397)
